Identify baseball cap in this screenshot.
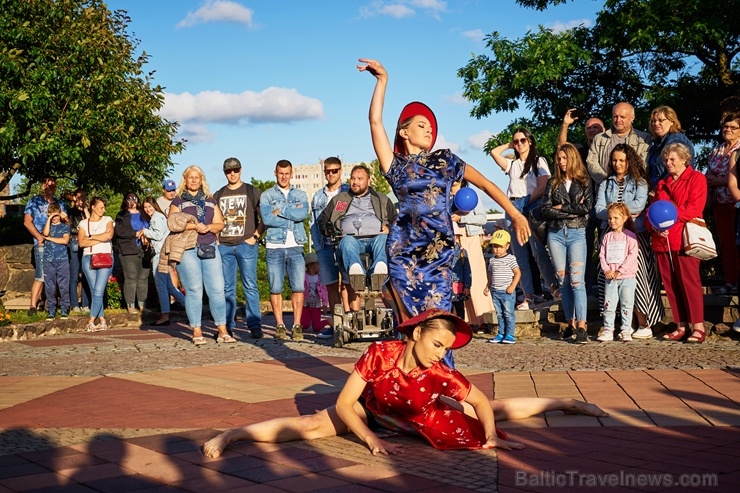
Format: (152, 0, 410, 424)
(223, 158, 242, 172)
(490, 230, 511, 246)
(162, 179, 176, 192)
(396, 308, 472, 349)
(304, 252, 319, 265)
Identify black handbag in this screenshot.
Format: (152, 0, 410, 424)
(527, 205, 548, 244)
(196, 243, 216, 260)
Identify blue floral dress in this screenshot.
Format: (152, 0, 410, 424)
(384, 149, 466, 317)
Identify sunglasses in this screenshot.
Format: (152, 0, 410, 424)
(512, 138, 528, 145)
(126, 197, 138, 203)
(324, 168, 341, 175)
(225, 168, 241, 175)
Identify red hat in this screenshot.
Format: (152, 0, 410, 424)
(394, 101, 438, 153)
(396, 308, 472, 349)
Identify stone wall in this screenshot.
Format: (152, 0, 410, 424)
(0, 244, 35, 306)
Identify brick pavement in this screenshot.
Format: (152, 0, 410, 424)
(0, 318, 739, 492)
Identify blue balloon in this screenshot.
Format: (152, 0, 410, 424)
(647, 200, 678, 231)
(454, 187, 478, 213)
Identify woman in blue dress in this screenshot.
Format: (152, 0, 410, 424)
(358, 59, 530, 344)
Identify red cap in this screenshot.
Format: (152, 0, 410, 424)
(394, 101, 438, 154)
(396, 308, 472, 349)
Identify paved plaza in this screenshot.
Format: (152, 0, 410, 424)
(0, 314, 739, 492)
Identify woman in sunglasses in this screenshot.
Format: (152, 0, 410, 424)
(114, 192, 151, 314)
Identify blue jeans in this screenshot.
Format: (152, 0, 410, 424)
(68, 244, 90, 309)
(492, 289, 516, 337)
(337, 234, 388, 275)
(176, 247, 227, 328)
(33, 245, 44, 281)
(603, 277, 636, 333)
(81, 254, 113, 319)
(507, 198, 556, 294)
(153, 253, 185, 315)
(219, 242, 261, 331)
(266, 246, 305, 294)
(548, 226, 588, 322)
(44, 260, 70, 315)
(317, 247, 340, 285)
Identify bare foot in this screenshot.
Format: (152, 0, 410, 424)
(203, 433, 229, 458)
(563, 399, 609, 417)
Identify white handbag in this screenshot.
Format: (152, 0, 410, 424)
(682, 218, 717, 260)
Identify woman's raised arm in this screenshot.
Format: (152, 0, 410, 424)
(358, 58, 393, 173)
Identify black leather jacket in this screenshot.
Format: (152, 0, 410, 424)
(541, 177, 593, 230)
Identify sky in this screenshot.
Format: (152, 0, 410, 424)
(93, 0, 600, 208)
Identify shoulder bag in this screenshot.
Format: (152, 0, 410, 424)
(87, 218, 113, 268)
(682, 218, 717, 260)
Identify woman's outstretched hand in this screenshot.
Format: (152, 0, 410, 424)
(366, 435, 404, 456)
(511, 212, 532, 246)
(357, 58, 387, 80)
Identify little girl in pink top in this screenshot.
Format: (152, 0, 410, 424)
(598, 203, 640, 342)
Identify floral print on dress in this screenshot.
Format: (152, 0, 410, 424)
(384, 149, 466, 318)
(354, 341, 489, 450)
(708, 140, 740, 204)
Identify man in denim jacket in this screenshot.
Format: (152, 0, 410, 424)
(260, 160, 309, 341)
(309, 157, 350, 340)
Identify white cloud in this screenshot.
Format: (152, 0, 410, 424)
(446, 93, 468, 105)
(177, 124, 214, 144)
(161, 88, 324, 124)
(432, 134, 459, 154)
(461, 29, 484, 42)
(360, 0, 446, 19)
(177, 0, 254, 28)
(546, 18, 592, 34)
(467, 130, 494, 150)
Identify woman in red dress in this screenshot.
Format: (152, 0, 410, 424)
(203, 309, 607, 457)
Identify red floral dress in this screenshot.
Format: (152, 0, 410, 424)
(355, 340, 492, 450)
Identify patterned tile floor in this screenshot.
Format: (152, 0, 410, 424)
(1, 353, 739, 491)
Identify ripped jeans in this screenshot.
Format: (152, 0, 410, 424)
(547, 226, 587, 323)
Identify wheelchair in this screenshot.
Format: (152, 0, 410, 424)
(325, 229, 395, 348)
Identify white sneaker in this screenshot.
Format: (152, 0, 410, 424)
(733, 318, 740, 333)
(596, 328, 614, 342)
(632, 327, 653, 339)
(619, 330, 633, 342)
(349, 263, 364, 275)
(373, 262, 388, 275)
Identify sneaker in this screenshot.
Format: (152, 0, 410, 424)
(348, 263, 364, 275)
(71, 307, 82, 314)
(275, 324, 287, 340)
(733, 318, 740, 333)
(317, 327, 334, 339)
(488, 333, 504, 343)
(292, 324, 303, 341)
(501, 334, 516, 344)
(596, 328, 614, 342)
(632, 326, 653, 339)
(45, 314, 55, 321)
(60, 312, 68, 320)
(619, 330, 633, 342)
(250, 329, 264, 339)
(516, 300, 530, 310)
(373, 261, 388, 275)
(575, 327, 589, 344)
(28, 307, 37, 316)
(560, 326, 574, 340)
(81, 307, 90, 314)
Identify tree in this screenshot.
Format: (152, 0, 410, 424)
(459, 0, 740, 155)
(0, 0, 184, 198)
(366, 159, 391, 195)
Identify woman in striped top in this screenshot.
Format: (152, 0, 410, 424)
(594, 144, 663, 339)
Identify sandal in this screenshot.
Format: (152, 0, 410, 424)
(550, 284, 561, 299)
(662, 328, 686, 341)
(516, 298, 531, 310)
(216, 334, 237, 344)
(686, 329, 706, 343)
(85, 322, 100, 332)
(192, 336, 207, 346)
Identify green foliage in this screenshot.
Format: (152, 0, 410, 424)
(105, 274, 123, 309)
(0, 0, 184, 194)
(366, 159, 391, 195)
(459, 0, 740, 151)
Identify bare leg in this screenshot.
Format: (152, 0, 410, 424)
(31, 280, 44, 310)
(203, 403, 367, 458)
(491, 397, 608, 421)
(270, 293, 283, 326)
(292, 292, 304, 326)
